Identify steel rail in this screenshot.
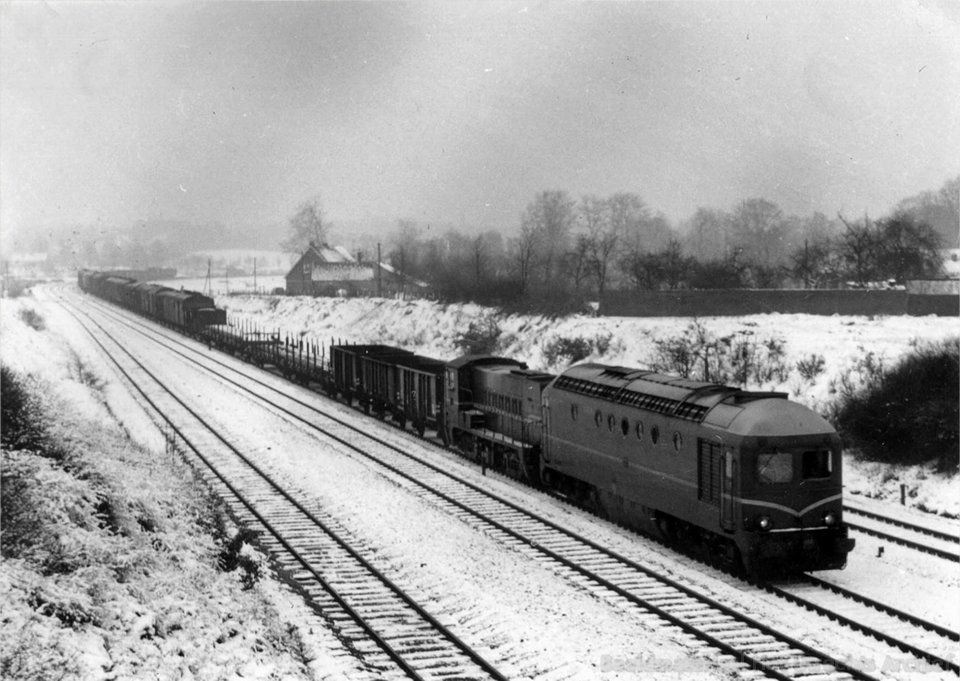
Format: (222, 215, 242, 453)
(845, 520, 959, 563)
(61, 298, 508, 681)
(763, 580, 958, 673)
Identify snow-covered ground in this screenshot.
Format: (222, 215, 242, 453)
(215, 291, 960, 517)
(2, 283, 957, 680)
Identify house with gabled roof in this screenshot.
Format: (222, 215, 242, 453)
(285, 242, 429, 298)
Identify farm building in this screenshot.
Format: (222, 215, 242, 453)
(285, 242, 427, 298)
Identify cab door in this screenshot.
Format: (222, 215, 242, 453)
(720, 449, 736, 532)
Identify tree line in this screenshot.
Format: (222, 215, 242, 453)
(348, 176, 955, 307)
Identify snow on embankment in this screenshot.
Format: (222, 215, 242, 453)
(220, 294, 960, 516)
(0, 296, 328, 680)
(220, 295, 958, 407)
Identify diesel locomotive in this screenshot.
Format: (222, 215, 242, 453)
(332, 347, 854, 575)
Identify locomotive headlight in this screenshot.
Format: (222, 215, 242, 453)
(757, 515, 772, 531)
(823, 511, 837, 526)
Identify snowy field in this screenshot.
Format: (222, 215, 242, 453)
(213, 287, 960, 518)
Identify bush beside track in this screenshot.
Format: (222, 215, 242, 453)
(831, 338, 959, 473)
(0, 360, 314, 679)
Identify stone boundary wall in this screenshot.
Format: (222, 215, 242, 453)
(600, 289, 958, 317)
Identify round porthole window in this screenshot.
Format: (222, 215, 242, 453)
(621, 418, 630, 436)
(607, 414, 616, 431)
(651, 426, 660, 444)
(570, 403, 579, 421)
(635, 421, 644, 440)
(673, 431, 683, 451)
(594, 410, 603, 427)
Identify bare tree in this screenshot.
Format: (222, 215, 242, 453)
(789, 238, 835, 289)
(521, 190, 575, 289)
(579, 194, 622, 297)
(894, 175, 960, 248)
(875, 214, 944, 282)
(837, 212, 878, 286)
(390, 219, 421, 295)
(563, 233, 594, 292)
(731, 198, 789, 268)
(509, 223, 539, 296)
(682, 207, 732, 261)
(282, 196, 331, 253)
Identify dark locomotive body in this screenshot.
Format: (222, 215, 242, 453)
(442, 356, 554, 482)
(540, 364, 852, 573)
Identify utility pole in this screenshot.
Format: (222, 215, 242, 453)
(203, 259, 212, 296)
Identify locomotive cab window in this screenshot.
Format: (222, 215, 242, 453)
(802, 450, 832, 479)
(757, 451, 793, 484)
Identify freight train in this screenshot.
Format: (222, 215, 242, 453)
(77, 270, 854, 575)
(78, 269, 226, 331)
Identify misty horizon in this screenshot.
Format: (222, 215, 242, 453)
(2, 1, 958, 247)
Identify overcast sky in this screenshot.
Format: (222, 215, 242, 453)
(2, 1, 958, 241)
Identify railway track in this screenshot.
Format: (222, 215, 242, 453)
(842, 505, 959, 563)
(65, 292, 960, 681)
(765, 577, 958, 674)
(61, 298, 509, 681)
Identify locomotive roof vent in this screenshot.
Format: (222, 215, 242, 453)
(728, 391, 789, 403)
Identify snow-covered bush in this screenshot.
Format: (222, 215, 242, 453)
(542, 332, 613, 367)
(454, 315, 502, 354)
(18, 307, 45, 331)
(649, 321, 789, 387)
(0, 364, 313, 679)
(796, 353, 826, 381)
(1, 367, 52, 453)
(832, 337, 959, 472)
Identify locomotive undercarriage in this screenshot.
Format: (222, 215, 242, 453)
(651, 511, 744, 573)
(540, 467, 747, 572)
(336, 389, 432, 436)
(450, 428, 539, 483)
